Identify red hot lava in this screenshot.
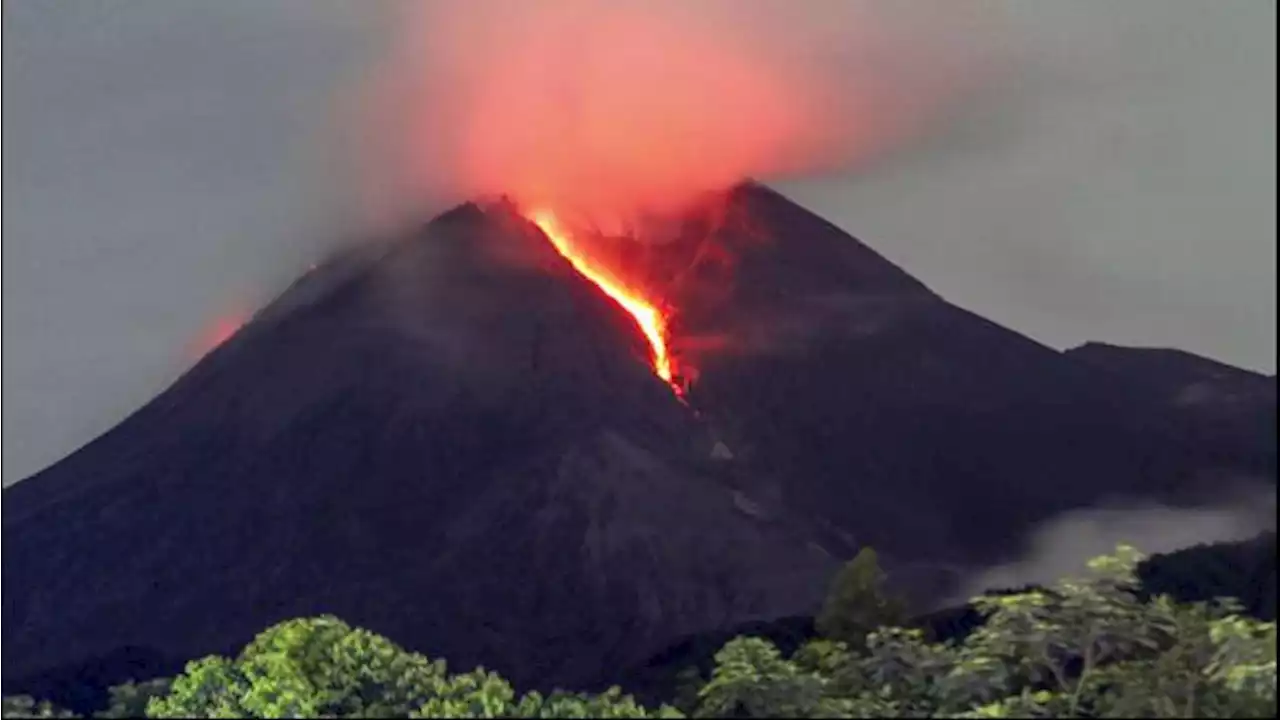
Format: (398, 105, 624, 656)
(359, 0, 998, 395)
(527, 209, 680, 394)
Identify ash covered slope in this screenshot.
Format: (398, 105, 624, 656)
(5, 183, 1273, 703)
(1066, 342, 1277, 477)
(655, 183, 1276, 582)
(2, 203, 835, 698)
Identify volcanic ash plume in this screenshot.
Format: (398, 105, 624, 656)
(357, 0, 1004, 230)
(347, 0, 1005, 394)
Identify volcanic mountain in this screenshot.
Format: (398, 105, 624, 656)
(3, 183, 1275, 705)
(629, 183, 1274, 587)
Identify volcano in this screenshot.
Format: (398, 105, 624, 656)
(642, 185, 1276, 573)
(3, 183, 1275, 706)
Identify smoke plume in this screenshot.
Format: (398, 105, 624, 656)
(354, 0, 1005, 230)
(951, 481, 1278, 604)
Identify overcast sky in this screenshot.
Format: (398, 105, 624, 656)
(2, 0, 1275, 484)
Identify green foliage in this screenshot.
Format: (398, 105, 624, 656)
(7, 544, 1276, 719)
(670, 666, 707, 715)
(119, 615, 670, 718)
(815, 547, 908, 652)
(1204, 613, 1277, 712)
(96, 679, 173, 719)
(144, 615, 534, 718)
(950, 689, 1070, 718)
(0, 696, 78, 719)
(145, 656, 255, 718)
(695, 637, 830, 718)
(404, 669, 677, 718)
(961, 546, 1173, 714)
(687, 544, 1279, 718)
(512, 688, 678, 718)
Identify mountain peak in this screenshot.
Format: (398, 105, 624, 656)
(4, 185, 1273, 709)
(2, 197, 836, 700)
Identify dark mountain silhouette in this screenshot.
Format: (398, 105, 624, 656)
(3, 183, 1274, 707)
(641, 184, 1276, 583)
(1, 200, 837, 704)
(1065, 342, 1277, 480)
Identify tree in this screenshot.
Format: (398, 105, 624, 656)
(694, 637, 830, 718)
(139, 615, 676, 718)
(512, 688, 680, 718)
(1067, 599, 1276, 718)
(97, 679, 173, 719)
(144, 656, 256, 718)
(8, 545, 1276, 718)
(0, 697, 78, 719)
(693, 545, 1278, 718)
(932, 544, 1275, 717)
(814, 547, 907, 652)
(404, 669, 678, 718)
(145, 616, 454, 718)
(671, 666, 707, 716)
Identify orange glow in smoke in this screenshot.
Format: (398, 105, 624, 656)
(354, 1, 997, 396)
(361, 1, 993, 231)
(189, 314, 244, 359)
(527, 209, 677, 390)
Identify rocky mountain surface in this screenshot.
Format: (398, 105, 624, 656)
(4, 184, 1273, 706)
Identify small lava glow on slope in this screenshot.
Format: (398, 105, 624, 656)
(189, 313, 245, 359)
(527, 209, 678, 393)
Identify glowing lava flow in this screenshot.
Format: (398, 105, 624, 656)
(527, 209, 677, 390)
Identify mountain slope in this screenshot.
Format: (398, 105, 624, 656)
(4, 185, 1273, 705)
(647, 184, 1276, 585)
(1066, 342, 1277, 479)
(2, 202, 836, 700)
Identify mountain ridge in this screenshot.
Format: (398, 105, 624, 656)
(3, 198, 837, 697)
(4, 182, 1274, 704)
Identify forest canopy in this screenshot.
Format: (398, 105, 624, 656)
(3, 545, 1274, 719)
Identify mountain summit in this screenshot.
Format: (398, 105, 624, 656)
(2, 199, 836, 699)
(4, 184, 1274, 704)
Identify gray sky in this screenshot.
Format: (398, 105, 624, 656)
(780, 1, 1276, 376)
(2, 0, 1275, 484)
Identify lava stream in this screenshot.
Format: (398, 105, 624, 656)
(527, 209, 677, 391)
